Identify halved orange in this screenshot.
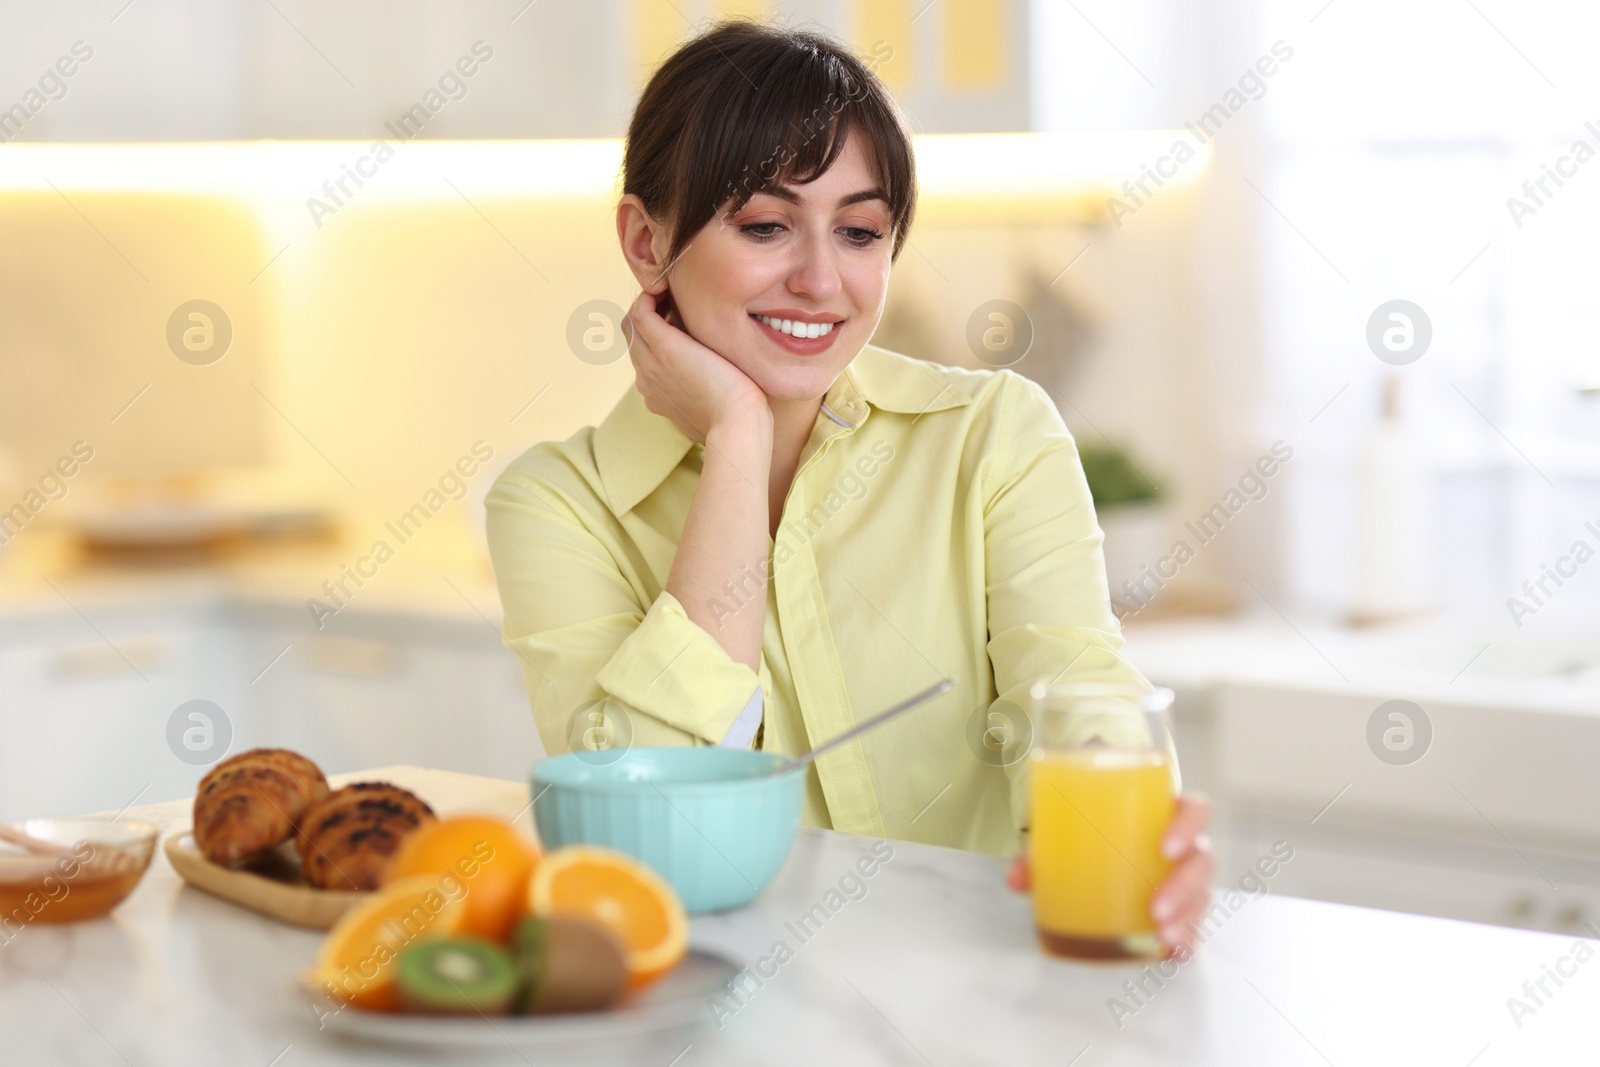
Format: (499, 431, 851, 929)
(527, 846, 688, 991)
(312, 874, 469, 1011)
(385, 815, 541, 942)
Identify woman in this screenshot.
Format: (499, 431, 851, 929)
(485, 20, 1213, 953)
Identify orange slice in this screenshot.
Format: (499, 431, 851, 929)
(312, 874, 469, 1011)
(527, 846, 688, 991)
(385, 815, 541, 942)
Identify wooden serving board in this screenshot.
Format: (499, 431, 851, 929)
(163, 832, 368, 930)
(160, 767, 532, 930)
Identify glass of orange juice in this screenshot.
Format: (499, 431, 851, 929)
(1027, 682, 1177, 961)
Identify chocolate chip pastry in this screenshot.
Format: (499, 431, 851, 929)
(295, 782, 437, 891)
(192, 748, 330, 866)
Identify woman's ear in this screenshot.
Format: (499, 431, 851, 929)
(616, 194, 671, 295)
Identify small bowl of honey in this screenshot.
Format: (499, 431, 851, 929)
(0, 818, 159, 924)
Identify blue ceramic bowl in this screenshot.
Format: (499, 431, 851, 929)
(530, 747, 804, 914)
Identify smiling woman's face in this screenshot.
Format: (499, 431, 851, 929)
(656, 129, 894, 402)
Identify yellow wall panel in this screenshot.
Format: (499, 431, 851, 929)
(0, 191, 272, 478)
(942, 0, 1006, 90)
(714, 0, 770, 20)
(633, 0, 685, 91)
(853, 0, 915, 90)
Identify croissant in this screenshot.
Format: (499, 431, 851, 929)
(193, 748, 329, 866)
(296, 782, 436, 891)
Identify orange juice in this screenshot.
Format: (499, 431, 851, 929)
(1030, 747, 1175, 959)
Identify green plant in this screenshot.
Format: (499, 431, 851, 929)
(1077, 441, 1163, 508)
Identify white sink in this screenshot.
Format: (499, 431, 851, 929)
(1126, 614, 1600, 845)
(1346, 635, 1600, 684)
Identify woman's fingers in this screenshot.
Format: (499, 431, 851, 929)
(1007, 852, 1030, 893)
(1009, 792, 1215, 956)
(625, 289, 710, 441)
(623, 288, 767, 441)
(1161, 792, 1212, 861)
(1152, 792, 1215, 952)
(1151, 842, 1214, 950)
(625, 293, 667, 381)
(626, 289, 667, 354)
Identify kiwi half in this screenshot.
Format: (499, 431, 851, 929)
(395, 938, 519, 1015)
(512, 916, 628, 1014)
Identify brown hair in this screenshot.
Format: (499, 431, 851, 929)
(622, 20, 915, 283)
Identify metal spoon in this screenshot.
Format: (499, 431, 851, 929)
(760, 677, 956, 778)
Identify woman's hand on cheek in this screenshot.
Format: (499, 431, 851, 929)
(627, 290, 769, 445)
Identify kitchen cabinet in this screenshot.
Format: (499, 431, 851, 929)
(9, 1, 1034, 142)
(0, 588, 543, 821)
(1215, 808, 1600, 936)
(242, 606, 542, 783)
(0, 600, 243, 820)
(1128, 617, 1600, 936)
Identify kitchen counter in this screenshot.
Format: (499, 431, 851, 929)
(1, 766, 1592, 1065)
(1120, 612, 1600, 936)
(1123, 612, 1600, 716)
(0, 525, 506, 628)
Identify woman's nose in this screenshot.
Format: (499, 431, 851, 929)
(788, 231, 843, 299)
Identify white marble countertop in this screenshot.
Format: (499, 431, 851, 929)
(1124, 612, 1600, 716)
(1, 766, 1593, 1065)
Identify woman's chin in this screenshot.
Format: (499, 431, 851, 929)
(753, 378, 836, 405)
(747, 355, 858, 404)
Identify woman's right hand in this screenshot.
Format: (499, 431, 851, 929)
(626, 290, 769, 445)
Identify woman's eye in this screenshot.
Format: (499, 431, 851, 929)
(841, 226, 885, 247)
(739, 222, 886, 247)
(740, 222, 783, 241)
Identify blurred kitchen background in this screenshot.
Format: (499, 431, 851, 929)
(2, 0, 1597, 937)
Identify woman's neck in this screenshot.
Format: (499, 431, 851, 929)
(764, 393, 823, 537)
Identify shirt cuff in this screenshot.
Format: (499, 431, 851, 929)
(593, 590, 763, 745)
(718, 687, 764, 749)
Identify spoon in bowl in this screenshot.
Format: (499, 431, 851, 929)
(760, 677, 956, 778)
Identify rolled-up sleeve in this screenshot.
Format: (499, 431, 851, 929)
(484, 464, 762, 754)
(592, 591, 765, 742)
(981, 375, 1174, 837)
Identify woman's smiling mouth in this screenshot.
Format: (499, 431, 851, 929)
(751, 313, 839, 338)
(749, 311, 845, 355)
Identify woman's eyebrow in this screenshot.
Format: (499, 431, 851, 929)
(756, 185, 889, 208)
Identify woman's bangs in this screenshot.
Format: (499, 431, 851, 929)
(714, 67, 881, 217)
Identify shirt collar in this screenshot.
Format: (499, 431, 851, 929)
(593, 344, 975, 516)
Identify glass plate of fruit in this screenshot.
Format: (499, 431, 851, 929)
(301, 816, 739, 1049)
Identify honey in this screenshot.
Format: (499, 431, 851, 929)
(0, 841, 148, 930)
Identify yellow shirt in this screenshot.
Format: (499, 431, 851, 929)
(484, 343, 1153, 856)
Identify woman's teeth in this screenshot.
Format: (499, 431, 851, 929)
(754, 314, 837, 339)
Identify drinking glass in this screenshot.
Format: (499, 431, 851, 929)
(1027, 682, 1177, 961)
